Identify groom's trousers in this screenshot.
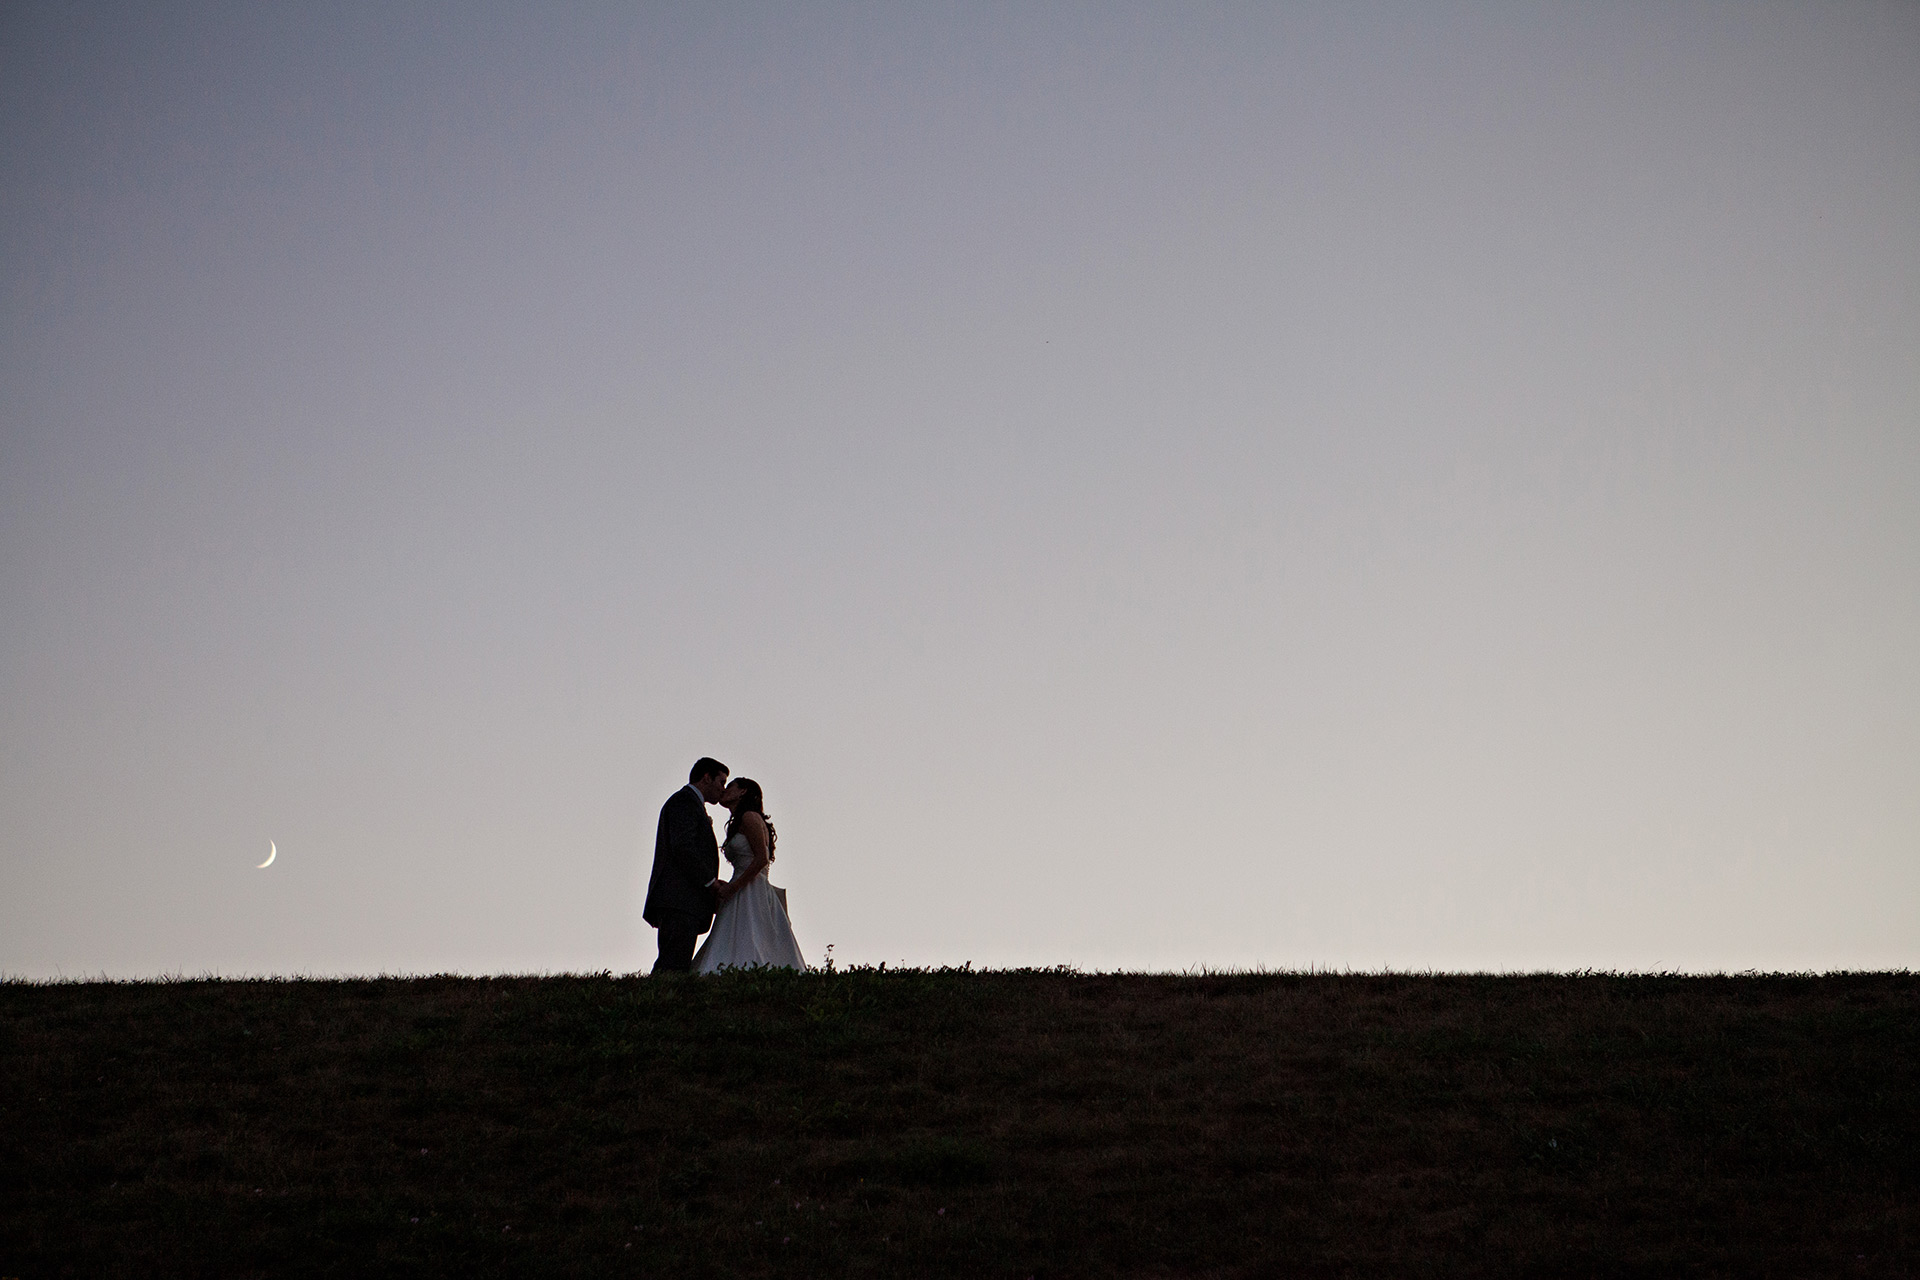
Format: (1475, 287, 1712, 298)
(653, 915, 701, 974)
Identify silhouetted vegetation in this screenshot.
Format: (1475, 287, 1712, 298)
(4, 969, 1916, 1276)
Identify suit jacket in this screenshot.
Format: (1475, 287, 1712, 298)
(643, 786, 719, 928)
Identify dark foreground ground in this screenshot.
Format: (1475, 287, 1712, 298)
(2, 969, 1916, 1278)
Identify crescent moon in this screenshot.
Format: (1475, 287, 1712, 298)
(257, 841, 276, 869)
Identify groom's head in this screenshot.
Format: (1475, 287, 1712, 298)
(689, 756, 730, 804)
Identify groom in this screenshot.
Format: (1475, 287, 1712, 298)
(643, 756, 729, 974)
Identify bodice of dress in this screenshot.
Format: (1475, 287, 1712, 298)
(723, 830, 757, 875)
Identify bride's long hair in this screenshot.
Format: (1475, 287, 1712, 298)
(724, 777, 777, 861)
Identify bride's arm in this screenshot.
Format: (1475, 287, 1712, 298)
(718, 812, 772, 903)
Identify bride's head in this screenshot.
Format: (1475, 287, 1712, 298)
(722, 777, 777, 858)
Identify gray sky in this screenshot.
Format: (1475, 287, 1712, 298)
(4, 2, 1915, 977)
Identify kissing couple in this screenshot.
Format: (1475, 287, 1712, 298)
(643, 756, 808, 975)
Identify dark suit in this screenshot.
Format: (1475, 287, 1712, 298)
(643, 785, 719, 973)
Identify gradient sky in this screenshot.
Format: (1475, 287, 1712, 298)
(3, 2, 1916, 977)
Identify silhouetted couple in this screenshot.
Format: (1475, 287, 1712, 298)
(643, 757, 808, 975)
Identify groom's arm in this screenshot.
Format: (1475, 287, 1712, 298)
(663, 800, 717, 894)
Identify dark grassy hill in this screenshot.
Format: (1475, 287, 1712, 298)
(3, 969, 1915, 1277)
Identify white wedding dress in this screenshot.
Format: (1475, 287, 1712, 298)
(693, 831, 808, 973)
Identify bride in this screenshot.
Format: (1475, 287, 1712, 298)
(693, 777, 808, 973)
